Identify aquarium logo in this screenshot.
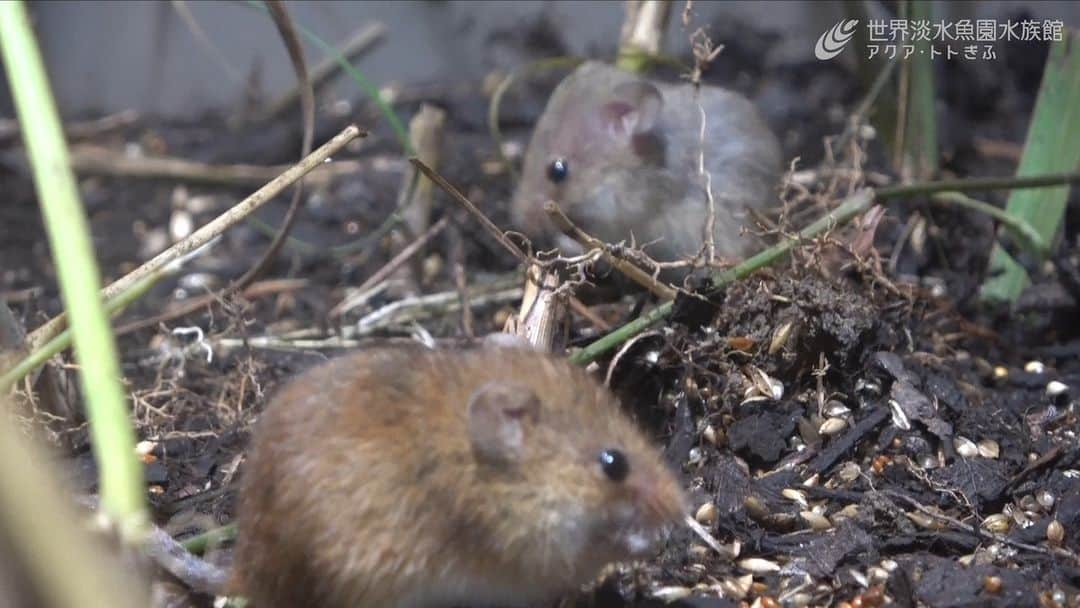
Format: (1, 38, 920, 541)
(815, 19, 859, 60)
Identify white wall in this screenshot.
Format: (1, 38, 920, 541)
(10, 1, 1080, 119)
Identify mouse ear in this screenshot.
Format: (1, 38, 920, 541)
(598, 81, 662, 142)
(467, 381, 540, 465)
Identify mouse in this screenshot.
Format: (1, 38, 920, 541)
(511, 60, 783, 264)
(230, 345, 688, 608)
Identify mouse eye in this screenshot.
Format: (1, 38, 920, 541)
(546, 158, 569, 184)
(598, 448, 629, 482)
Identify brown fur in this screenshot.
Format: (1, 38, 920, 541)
(232, 347, 686, 608)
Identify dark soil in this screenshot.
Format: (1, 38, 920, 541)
(1, 8, 1078, 608)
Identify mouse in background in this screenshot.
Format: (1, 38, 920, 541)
(230, 345, 688, 607)
(511, 60, 783, 266)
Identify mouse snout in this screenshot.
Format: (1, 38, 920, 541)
(511, 192, 559, 240)
(635, 471, 689, 528)
(606, 473, 686, 559)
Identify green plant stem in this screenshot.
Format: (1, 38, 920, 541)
(931, 191, 1048, 258)
(0, 0, 147, 537)
(569, 189, 875, 366)
(180, 522, 238, 555)
(902, 0, 938, 178)
(0, 408, 149, 608)
(982, 28, 1080, 303)
(0, 270, 164, 393)
(877, 172, 1080, 199)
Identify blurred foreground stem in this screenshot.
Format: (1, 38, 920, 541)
(0, 0, 147, 537)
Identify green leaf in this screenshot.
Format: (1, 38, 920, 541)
(981, 28, 1080, 304)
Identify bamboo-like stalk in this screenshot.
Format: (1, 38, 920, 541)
(0, 0, 147, 537)
(901, 0, 938, 179)
(0, 397, 150, 608)
(981, 28, 1080, 303)
(0, 270, 165, 393)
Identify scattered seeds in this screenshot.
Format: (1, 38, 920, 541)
(695, 502, 718, 526)
(801, 510, 832, 531)
(688, 544, 711, 559)
(651, 586, 691, 602)
(825, 400, 851, 417)
(1024, 361, 1046, 374)
(703, 424, 719, 445)
(888, 399, 912, 430)
(740, 394, 771, 407)
(819, 417, 847, 436)
(744, 495, 769, 521)
(1046, 380, 1068, 396)
(917, 453, 939, 469)
(838, 462, 862, 482)
(855, 378, 882, 400)
(720, 575, 753, 600)
(135, 440, 157, 456)
(907, 511, 939, 530)
(782, 488, 809, 508)
(1037, 491, 1056, 510)
(785, 592, 814, 607)
(982, 513, 1011, 534)
(769, 321, 795, 355)
(745, 366, 785, 401)
(983, 575, 1003, 594)
(738, 557, 781, 573)
(977, 439, 1000, 459)
(687, 447, 706, 467)
(1047, 520, 1065, 545)
(993, 366, 1009, 380)
(850, 569, 869, 588)
(169, 209, 194, 241)
(954, 436, 979, 458)
(868, 566, 890, 585)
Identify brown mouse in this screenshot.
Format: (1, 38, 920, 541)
(231, 345, 687, 607)
(511, 61, 782, 263)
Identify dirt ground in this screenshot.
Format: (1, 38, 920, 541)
(1, 9, 1078, 608)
